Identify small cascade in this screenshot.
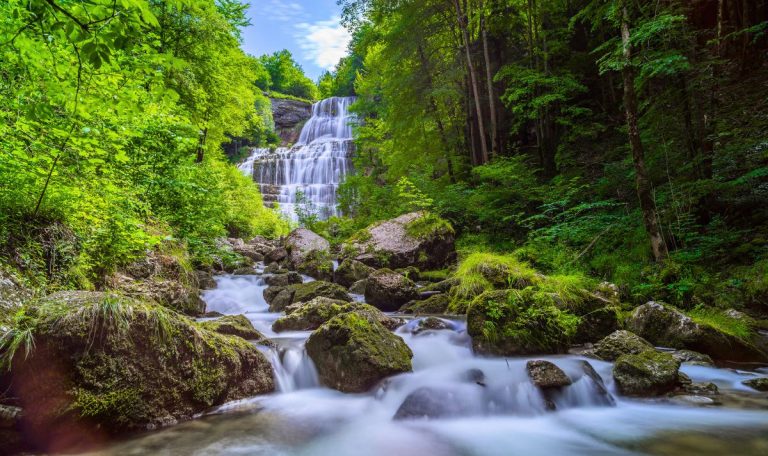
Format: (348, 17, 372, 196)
(242, 97, 355, 222)
(267, 342, 320, 393)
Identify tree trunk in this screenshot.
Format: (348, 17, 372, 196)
(621, 2, 668, 261)
(453, 0, 489, 164)
(480, 2, 498, 158)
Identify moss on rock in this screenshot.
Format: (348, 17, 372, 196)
(333, 259, 375, 288)
(594, 330, 653, 361)
(199, 315, 268, 343)
(306, 310, 412, 393)
(264, 281, 351, 312)
(1, 291, 273, 445)
(466, 289, 580, 356)
(364, 269, 419, 311)
(401, 294, 450, 315)
(612, 350, 681, 396)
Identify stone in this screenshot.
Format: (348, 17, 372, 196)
(401, 294, 450, 315)
(265, 247, 288, 264)
(613, 350, 681, 396)
(671, 349, 714, 366)
(333, 259, 375, 288)
(526, 360, 572, 388)
(284, 228, 330, 265)
(393, 387, 474, 420)
(232, 266, 257, 275)
(573, 307, 620, 344)
(364, 269, 419, 312)
(265, 272, 303, 287)
(263, 281, 351, 312)
(594, 330, 653, 361)
(412, 317, 452, 334)
(342, 212, 456, 270)
(349, 279, 367, 295)
(271, 97, 312, 145)
(273, 297, 360, 332)
(306, 310, 412, 393)
(227, 238, 266, 262)
(742, 378, 768, 391)
(627, 301, 768, 362)
(199, 315, 268, 343)
(0, 268, 31, 330)
(195, 270, 217, 289)
(4, 291, 274, 445)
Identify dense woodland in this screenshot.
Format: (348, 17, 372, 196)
(310, 0, 768, 313)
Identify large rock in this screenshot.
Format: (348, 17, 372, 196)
(401, 294, 450, 315)
(200, 315, 269, 343)
(271, 97, 312, 145)
(466, 289, 579, 356)
(594, 330, 654, 361)
(283, 229, 333, 280)
(626, 301, 768, 362)
(3, 292, 273, 449)
(264, 272, 303, 287)
(334, 259, 375, 288)
(273, 297, 358, 332)
(342, 212, 456, 270)
(613, 350, 680, 396)
(526, 360, 572, 388)
(264, 281, 351, 312)
(306, 310, 413, 393)
(364, 269, 419, 312)
(393, 387, 477, 420)
(572, 307, 620, 344)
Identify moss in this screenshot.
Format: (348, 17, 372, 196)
(451, 252, 541, 303)
(420, 269, 451, 282)
(401, 294, 450, 315)
(72, 387, 143, 425)
(199, 315, 266, 341)
(273, 297, 359, 332)
(613, 350, 680, 396)
(466, 288, 580, 355)
(404, 212, 454, 240)
(687, 306, 754, 342)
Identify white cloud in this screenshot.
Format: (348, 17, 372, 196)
(295, 17, 351, 71)
(262, 1, 307, 22)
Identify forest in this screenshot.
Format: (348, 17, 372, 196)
(1, 1, 768, 455)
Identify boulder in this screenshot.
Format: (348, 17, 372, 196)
(613, 350, 681, 396)
(273, 297, 358, 332)
(199, 315, 268, 343)
(264, 262, 288, 275)
(526, 360, 572, 388)
(572, 307, 620, 344)
(393, 387, 475, 420)
(306, 310, 412, 393)
(577, 361, 614, 404)
(466, 289, 579, 356)
(226, 238, 266, 262)
(421, 277, 459, 294)
(401, 294, 450, 315)
(264, 281, 351, 312)
(195, 270, 217, 290)
(594, 330, 654, 361)
(349, 279, 367, 295)
(333, 259, 375, 288)
(0, 268, 31, 330)
(742, 378, 768, 391)
(671, 349, 714, 366)
(626, 301, 768, 362)
(232, 266, 257, 275)
(342, 212, 456, 270)
(265, 272, 303, 287)
(364, 269, 419, 312)
(412, 317, 452, 334)
(283, 229, 333, 280)
(265, 247, 288, 264)
(3, 291, 273, 448)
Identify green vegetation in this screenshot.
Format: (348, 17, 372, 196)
(0, 1, 290, 291)
(257, 50, 319, 100)
(688, 306, 754, 341)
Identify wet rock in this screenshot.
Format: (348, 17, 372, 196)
(671, 349, 714, 366)
(349, 279, 367, 295)
(227, 238, 266, 262)
(264, 262, 287, 274)
(232, 266, 257, 275)
(413, 317, 452, 334)
(466, 289, 577, 356)
(672, 395, 717, 406)
(742, 378, 768, 391)
(265, 272, 303, 287)
(200, 315, 268, 343)
(195, 270, 217, 290)
(264, 281, 351, 312)
(393, 387, 472, 420)
(464, 369, 486, 387)
(201, 311, 225, 318)
(684, 381, 719, 396)
(526, 360, 572, 388)
(578, 361, 614, 403)
(306, 310, 412, 393)
(627, 301, 768, 362)
(284, 229, 332, 279)
(594, 330, 653, 361)
(342, 212, 456, 270)
(273, 297, 362, 332)
(333, 259, 375, 288)
(4, 291, 274, 442)
(395, 266, 421, 281)
(594, 282, 621, 304)
(265, 247, 289, 264)
(613, 350, 681, 396)
(0, 268, 31, 330)
(573, 307, 620, 344)
(364, 268, 419, 311)
(401, 294, 450, 315)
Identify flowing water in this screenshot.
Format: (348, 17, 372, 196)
(86, 267, 768, 456)
(239, 97, 355, 222)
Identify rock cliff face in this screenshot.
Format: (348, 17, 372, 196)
(271, 97, 312, 146)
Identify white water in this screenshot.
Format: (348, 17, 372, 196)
(240, 97, 355, 222)
(85, 268, 768, 456)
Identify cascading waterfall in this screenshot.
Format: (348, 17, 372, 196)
(241, 97, 355, 222)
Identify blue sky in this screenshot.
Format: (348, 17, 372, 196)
(241, 0, 351, 80)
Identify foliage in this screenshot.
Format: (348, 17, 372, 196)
(258, 50, 319, 100)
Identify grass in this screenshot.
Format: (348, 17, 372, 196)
(404, 212, 454, 240)
(688, 305, 754, 341)
(267, 91, 315, 104)
(537, 273, 597, 312)
(452, 252, 540, 301)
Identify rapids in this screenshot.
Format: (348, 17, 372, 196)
(85, 267, 768, 456)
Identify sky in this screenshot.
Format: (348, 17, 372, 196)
(242, 0, 351, 81)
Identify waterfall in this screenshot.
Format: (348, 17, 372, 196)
(242, 97, 355, 222)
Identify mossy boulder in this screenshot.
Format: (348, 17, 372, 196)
(2, 291, 273, 449)
(742, 378, 768, 391)
(199, 315, 268, 343)
(333, 259, 375, 288)
(613, 350, 680, 396)
(0, 268, 31, 331)
(627, 301, 768, 362)
(264, 272, 303, 287)
(594, 330, 653, 361)
(364, 269, 419, 312)
(306, 310, 413, 393)
(466, 289, 579, 356)
(401, 294, 450, 315)
(264, 281, 351, 312)
(284, 229, 333, 280)
(273, 297, 358, 332)
(572, 307, 621, 344)
(341, 212, 456, 270)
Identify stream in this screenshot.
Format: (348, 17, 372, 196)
(86, 267, 768, 456)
